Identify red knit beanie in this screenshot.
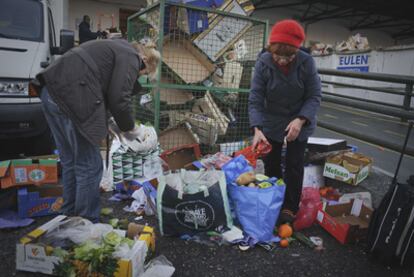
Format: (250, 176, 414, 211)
(269, 19, 305, 48)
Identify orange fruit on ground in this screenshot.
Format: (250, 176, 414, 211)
(280, 239, 289, 248)
(278, 224, 293, 238)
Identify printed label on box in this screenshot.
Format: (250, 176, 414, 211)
(14, 168, 28, 183)
(323, 163, 353, 182)
(317, 210, 324, 223)
(356, 166, 369, 184)
(29, 169, 45, 182)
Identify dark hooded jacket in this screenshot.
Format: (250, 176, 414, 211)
(36, 39, 143, 145)
(248, 50, 322, 142)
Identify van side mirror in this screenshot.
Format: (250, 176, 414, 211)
(51, 29, 74, 55)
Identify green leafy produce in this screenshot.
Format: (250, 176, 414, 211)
(118, 218, 129, 230)
(121, 237, 135, 248)
(74, 241, 101, 261)
(103, 231, 123, 247)
(109, 218, 119, 228)
(100, 207, 113, 216)
(52, 247, 69, 259)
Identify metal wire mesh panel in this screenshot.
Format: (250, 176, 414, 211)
(128, 0, 267, 155)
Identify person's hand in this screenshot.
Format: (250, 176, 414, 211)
(252, 127, 269, 150)
(285, 118, 306, 142)
(123, 124, 141, 141)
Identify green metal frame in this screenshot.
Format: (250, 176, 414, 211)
(127, 0, 268, 154)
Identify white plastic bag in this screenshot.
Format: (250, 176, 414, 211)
(141, 255, 175, 277)
(47, 218, 113, 244)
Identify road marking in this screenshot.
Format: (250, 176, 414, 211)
(351, 120, 368, 127)
(372, 166, 394, 178)
(321, 102, 409, 126)
(318, 126, 414, 160)
(323, 113, 338, 119)
(384, 129, 406, 138)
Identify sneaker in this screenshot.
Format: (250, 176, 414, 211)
(278, 209, 296, 225)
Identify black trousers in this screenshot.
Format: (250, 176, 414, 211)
(263, 138, 307, 213)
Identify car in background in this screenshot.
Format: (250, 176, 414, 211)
(0, 0, 74, 157)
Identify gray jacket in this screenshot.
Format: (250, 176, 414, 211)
(248, 50, 322, 142)
(36, 39, 143, 145)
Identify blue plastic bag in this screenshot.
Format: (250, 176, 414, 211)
(222, 155, 286, 242)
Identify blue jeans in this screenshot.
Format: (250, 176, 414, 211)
(40, 87, 102, 222)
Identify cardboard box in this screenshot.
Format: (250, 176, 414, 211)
(192, 91, 230, 135)
(16, 216, 155, 276)
(159, 77, 194, 105)
(159, 122, 200, 151)
(323, 152, 372, 186)
(169, 111, 218, 145)
(163, 36, 215, 84)
(316, 199, 373, 244)
(160, 144, 201, 170)
(307, 137, 347, 153)
(194, 0, 252, 61)
(0, 159, 58, 189)
(18, 185, 63, 218)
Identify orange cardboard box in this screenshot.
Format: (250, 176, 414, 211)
(0, 159, 58, 189)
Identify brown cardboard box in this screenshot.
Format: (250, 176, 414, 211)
(0, 159, 58, 189)
(316, 199, 373, 244)
(192, 91, 230, 135)
(159, 122, 200, 151)
(168, 111, 218, 145)
(323, 152, 372, 186)
(163, 36, 215, 84)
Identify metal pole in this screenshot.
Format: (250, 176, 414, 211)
(154, 0, 166, 133)
(403, 83, 413, 122)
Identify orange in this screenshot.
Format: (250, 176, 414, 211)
(280, 239, 289, 248)
(278, 224, 293, 238)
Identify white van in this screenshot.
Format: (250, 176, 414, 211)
(0, 0, 74, 156)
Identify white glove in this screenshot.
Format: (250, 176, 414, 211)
(123, 124, 141, 141)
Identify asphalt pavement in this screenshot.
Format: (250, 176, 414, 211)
(1, 169, 413, 277)
(317, 102, 414, 182)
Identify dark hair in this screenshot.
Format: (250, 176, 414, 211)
(83, 15, 90, 21)
(267, 43, 298, 56)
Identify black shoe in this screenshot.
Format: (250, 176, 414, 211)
(277, 209, 296, 225)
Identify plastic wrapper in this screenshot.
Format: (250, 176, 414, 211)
(293, 187, 322, 231)
(142, 255, 175, 277)
(234, 141, 272, 167)
(45, 217, 113, 244)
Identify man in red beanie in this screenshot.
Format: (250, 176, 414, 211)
(249, 19, 321, 225)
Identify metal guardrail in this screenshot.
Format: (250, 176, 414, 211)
(318, 68, 414, 118)
(317, 68, 414, 155)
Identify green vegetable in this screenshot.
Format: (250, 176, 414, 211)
(119, 218, 129, 230)
(276, 179, 285, 186)
(121, 237, 135, 248)
(74, 241, 100, 261)
(255, 174, 269, 182)
(52, 247, 69, 259)
(103, 231, 123, 247)
(109, 218, 119, 228)
(100, 207, 113, 216)
(293, 232, 316, 248)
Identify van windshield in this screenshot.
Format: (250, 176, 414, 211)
(0, 0, 43, 42)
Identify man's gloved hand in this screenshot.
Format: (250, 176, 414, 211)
(123, 124, 141, 141)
